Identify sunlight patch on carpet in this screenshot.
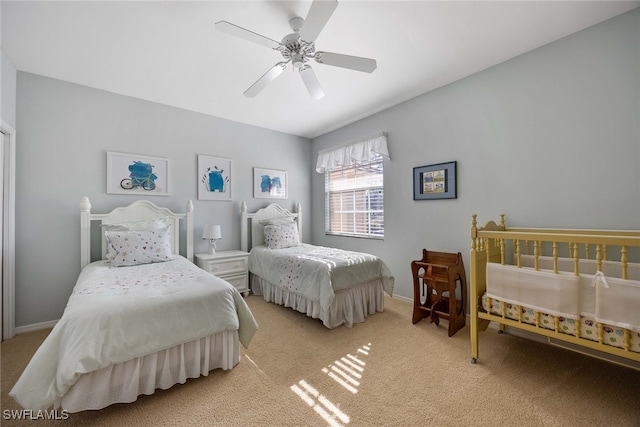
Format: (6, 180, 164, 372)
(290, 343, 372, 426)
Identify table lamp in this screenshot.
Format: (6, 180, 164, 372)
(202, 224, 222, 255)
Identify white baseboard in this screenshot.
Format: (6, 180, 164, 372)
(15, 319, 58, 334)
(391, 294, 412, 303)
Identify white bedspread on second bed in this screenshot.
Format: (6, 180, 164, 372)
(10, 256, 258, 411)
(249, 243, 394, 310)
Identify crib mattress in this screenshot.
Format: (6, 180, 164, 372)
(482, 294, 640, 353)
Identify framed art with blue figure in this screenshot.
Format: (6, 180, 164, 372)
(198, 155, 232, 201)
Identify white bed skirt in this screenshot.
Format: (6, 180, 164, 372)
(55, 330, 240, 412)
(251, 275, 385, 328)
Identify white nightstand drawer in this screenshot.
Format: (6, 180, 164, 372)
(205, 257, 248, 275)
(223, 273, 249, 294)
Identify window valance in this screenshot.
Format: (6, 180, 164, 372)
(315, 131, 389, 174)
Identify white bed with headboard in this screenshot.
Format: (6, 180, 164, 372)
(241, 202, 394, 328)
(10, 197, 258, 412)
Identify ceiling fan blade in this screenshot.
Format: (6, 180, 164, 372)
(314, 51, 377, 73)
(299, 65, 324, 100)
(215, 21, 280, 50)
(244, 61, 290, 97)
(299, 0, 338, 43)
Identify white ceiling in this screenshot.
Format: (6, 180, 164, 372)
(2, 1, 638, 139)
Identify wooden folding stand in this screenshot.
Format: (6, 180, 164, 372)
(411, 249, 467, 337)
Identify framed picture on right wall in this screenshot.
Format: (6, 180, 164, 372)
(413, 161, 457, 200)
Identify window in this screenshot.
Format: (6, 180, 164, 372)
(316, 131, 389, 239)
(325, 156, 384, 238)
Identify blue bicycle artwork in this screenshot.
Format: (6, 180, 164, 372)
(120, 161, 158, 191)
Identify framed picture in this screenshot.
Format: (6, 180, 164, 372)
(198, 155, 232, 201)
(253, 167, 287, 199)
(107, 152, 169, 196)
(413, 161, 457, 200)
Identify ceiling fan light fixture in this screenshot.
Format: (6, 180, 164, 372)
(292, 54, 305, 69)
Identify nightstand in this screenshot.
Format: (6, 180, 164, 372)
(195, 250, 250, 296)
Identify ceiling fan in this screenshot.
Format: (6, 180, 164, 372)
(215, 0, 377, 100)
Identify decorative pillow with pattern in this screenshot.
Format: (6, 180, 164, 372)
(102, 218, 171, 262)
(263, 222, 300, 249)
(105, 226, 173, 267)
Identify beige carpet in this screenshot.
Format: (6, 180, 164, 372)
(2, 295, 639, 427)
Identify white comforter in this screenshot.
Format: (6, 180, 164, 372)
(249, 243, 394, 310)
(10, 256, 258, 411)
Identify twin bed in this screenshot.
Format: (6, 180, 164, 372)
(241, 202, 394, 328)
(470, 214, 640, 368)
(10, 197, 258, 412)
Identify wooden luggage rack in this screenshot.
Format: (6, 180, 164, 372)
(411, 249, 467, 337)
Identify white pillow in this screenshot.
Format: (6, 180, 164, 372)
(263, 222, 300, 249)
(105, 226, 173, 267)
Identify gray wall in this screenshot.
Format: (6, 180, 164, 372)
(15, 73, 310, 326)
(311, 9, 640, 300)
(1, 49, 17, 127)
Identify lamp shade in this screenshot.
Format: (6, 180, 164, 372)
(202, 224, 222, 240)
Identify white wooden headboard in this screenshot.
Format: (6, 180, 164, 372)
(79, 196, 194, 269)
(240, 202, 302, 252)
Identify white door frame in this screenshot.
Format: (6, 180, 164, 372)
(1, 120, 16, 340)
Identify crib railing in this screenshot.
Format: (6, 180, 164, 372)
(471, 218, 639, 275)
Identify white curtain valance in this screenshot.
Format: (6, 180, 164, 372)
(315, 131, 389, 173)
